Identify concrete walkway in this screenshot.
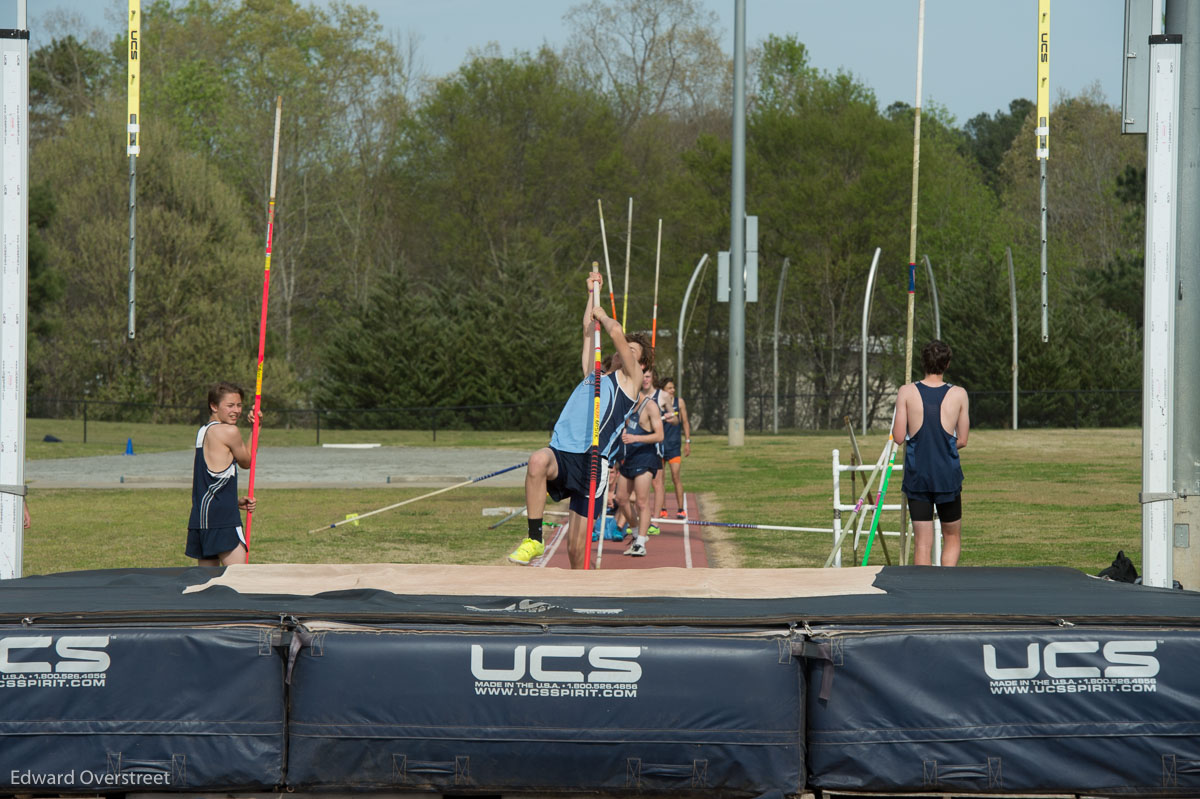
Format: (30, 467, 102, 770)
(25, 446, 531, 489)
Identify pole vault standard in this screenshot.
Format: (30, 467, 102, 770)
(596, 200, 618, 318)
(651, 219, 662, 347)
(126, 0, 139, 339)
(244, 97, 282, 561)
(583, 272, 603, 571)
(310, 461, 529, 533)
(1037, 0, 1050, 342)
(1007, 247, 1019, 430)
(621, 197, 632, 330)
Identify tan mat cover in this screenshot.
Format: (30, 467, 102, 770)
(185, 563, 884, 599)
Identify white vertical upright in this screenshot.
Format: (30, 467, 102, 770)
(0, 20, 28, 580)
(1142, 34, 1181, 589)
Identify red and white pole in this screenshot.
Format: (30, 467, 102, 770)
(244, 96, 282, 562)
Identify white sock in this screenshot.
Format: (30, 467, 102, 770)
(636, 535, 647, 546)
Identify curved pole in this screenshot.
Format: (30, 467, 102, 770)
(922, 253, 940, 339)
(773, 257, 791, 434)
(861, 247, 882, 434)
(677, 253, 710, 400)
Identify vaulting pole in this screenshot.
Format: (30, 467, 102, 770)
(898, 0, 926, 564)
(651, 218, 662, 347)
(904, 0, 926, 383)
(311, 461, 529, 533)
(583, 271, 603, 571)
(622, 197, 633, 329)
(244, 96, 282, 561)
(1007, 247, 1019, 429)
(596, 200, 618, 318)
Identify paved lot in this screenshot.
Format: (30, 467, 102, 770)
(26, 446, 531, 489)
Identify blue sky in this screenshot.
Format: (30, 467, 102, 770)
(2, 0, 1125, 126)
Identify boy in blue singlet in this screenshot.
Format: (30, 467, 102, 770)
(510, 271, 649, 569)
(186, 382, 258, 566)
(891, 340, 970, 566)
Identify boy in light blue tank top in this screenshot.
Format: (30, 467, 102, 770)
(510, 271, 650, 568)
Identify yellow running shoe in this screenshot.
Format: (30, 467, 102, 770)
(647, 525, 661, 536)
(508, 537, 545, 565)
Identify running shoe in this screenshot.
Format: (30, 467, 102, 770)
(507, 537, 545, 565)
(675, 510, 687, 519)
(628, 542, 647, 557)
(623, 541, 641, 555)
(659, 508, 667, 517)
(647, 525, 660, 536)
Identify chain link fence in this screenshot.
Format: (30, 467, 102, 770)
(29, 388, 1139, 444)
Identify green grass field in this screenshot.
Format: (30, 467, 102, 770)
(21, 420, 1141, 577)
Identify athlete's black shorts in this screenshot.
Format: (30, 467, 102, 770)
(619, 452, 660, 480)
(547, 448, 609, 517)
(185, 525, 246, 560)
(906, 492, 962, 524)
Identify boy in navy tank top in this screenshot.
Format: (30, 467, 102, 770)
(511, 271, 650, 568)
(186, 382, 258, 565)
(615, 376, 664, 556)
(891, 340, 970, 566)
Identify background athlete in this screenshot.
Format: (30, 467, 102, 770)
(655, 375, 691, 518)
(891, 340, 969, 566)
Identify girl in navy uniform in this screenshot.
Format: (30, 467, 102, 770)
(186, 382, 258, 565)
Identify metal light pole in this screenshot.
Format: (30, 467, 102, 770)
(727, 0, 746, 446)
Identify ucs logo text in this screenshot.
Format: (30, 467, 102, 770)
(471, 644, 641, 683)
(983, 640, 1158, 680)
(0, 636, 110, 674)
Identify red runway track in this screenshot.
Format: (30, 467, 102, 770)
(533, 492, 707, 569)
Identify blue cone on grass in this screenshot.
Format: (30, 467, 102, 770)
(124, 437, 134, 456)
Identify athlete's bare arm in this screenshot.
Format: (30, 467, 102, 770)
(208, 422, 252, 469)
(678, 397, 691, 456)
(891, 384, 913, 444)
(951, 387, 970, 448)
(580, 272, 603, 377)
(621, 400, 663, 445)
(592, 304, 642, 395)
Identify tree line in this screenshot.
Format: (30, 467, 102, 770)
(26, 0, 1145, 431)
